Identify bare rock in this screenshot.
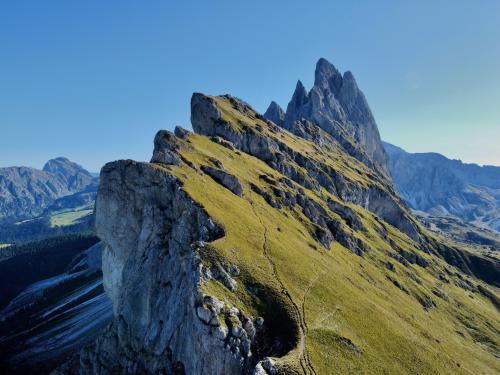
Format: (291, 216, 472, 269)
(201, 165, 243, 197)
(150, 130, 181, 165)
(174, 126, 190, 140)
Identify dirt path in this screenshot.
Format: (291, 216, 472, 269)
(250, 202, 317, 375)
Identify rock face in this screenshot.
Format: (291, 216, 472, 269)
(263, 101, 284, 127)
(0, 157, 96, 222)
(68, 160, 263, 374)
(265, 58, 388, 172)
(201, 165, 244, 197)
(384, 142, 500, 231)
(192, 93, 420, 243)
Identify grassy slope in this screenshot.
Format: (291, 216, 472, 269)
(153, 100, 498, 374)
(50, 209, 93, 227)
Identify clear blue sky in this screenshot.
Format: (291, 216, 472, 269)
(1, 1, 499, 172)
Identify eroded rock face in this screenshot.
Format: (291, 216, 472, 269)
(66, 160, 257, 374)
(201, 165, 244, 197)
(268, 58, 388, 173)
(263, 101, 285, 127)
(0, 242, 112, 372)
(191, 93, 420, 243)
(150, 130, 182, 165)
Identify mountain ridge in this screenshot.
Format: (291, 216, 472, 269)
(50, 90, 499, 374)
(0, 157, 97, 222)
(383, 141, 500, 232)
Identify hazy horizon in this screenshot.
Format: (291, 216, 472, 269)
(1, 1, 499, 171)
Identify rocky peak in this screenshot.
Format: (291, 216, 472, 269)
(42, 157, 91, 178)
(314, 57, 343, 94)
(292, 80, 309, 105)
(0, 158, 95, 222)
(280, 58, 389, 174)
(283, 80, 310, 131)
(337, 71, 375, 126)
(263, 101, 285, 127)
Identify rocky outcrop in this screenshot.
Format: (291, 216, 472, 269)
(384, 142, 500, 231)
(0, 158, 96, 222)
(62, 159, 268, 375)
(192, 93, 420, 243)
(201, 165, 244, 197)
(151, 130, 182, 165)
(263, 101, 284, 127)
(265, 58, 388, 172)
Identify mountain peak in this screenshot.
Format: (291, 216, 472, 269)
(43, 157, 91, 177)
(294, 80, 308, 98)
(279, 59, 388, 173)
(263, 101, 285, 127)
(314, 58, 343, 93)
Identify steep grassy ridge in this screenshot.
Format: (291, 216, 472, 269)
(148, 95, 499, 374)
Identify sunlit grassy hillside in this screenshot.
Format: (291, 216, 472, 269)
(150, 96, 499, 374)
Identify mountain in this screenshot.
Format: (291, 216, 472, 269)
(0, 157, 97, 222)
(384, 142, 500, 232)
(263, 101, 285, 127)
(265, 58, 388, 173)
(43, 92, 500, 375)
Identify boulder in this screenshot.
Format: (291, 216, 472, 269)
(201, 165, 244, 197)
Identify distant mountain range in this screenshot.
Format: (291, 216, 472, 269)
(384, 142, 500, 232)
(0, 157, 98, 223)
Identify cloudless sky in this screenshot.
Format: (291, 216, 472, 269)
(1, 1, 499, 172)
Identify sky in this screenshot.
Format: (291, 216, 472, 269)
(1, 1, 499, 172)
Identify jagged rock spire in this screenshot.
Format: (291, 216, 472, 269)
(281, 58, 388, 172)
(314, 58, 343, 94)
(263, 101, 285, 127)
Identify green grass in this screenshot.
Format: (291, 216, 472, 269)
(151, 97, 499, 374)
(50, 209, 93, 227)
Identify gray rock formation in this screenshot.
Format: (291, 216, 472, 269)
(384, 142, 500, 231)
(150, 130, 182, 165)
(201, 165, 244, 197)
(263, 101, 284, 127)
(62, 159, 261, 374)
(0, 158, 96, 222)
(264, 58, 388, 173)
(192, 93, 420, 243)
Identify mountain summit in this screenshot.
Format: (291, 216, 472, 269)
(0, 158, 95, 222)
(265, 58, 388, 173)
